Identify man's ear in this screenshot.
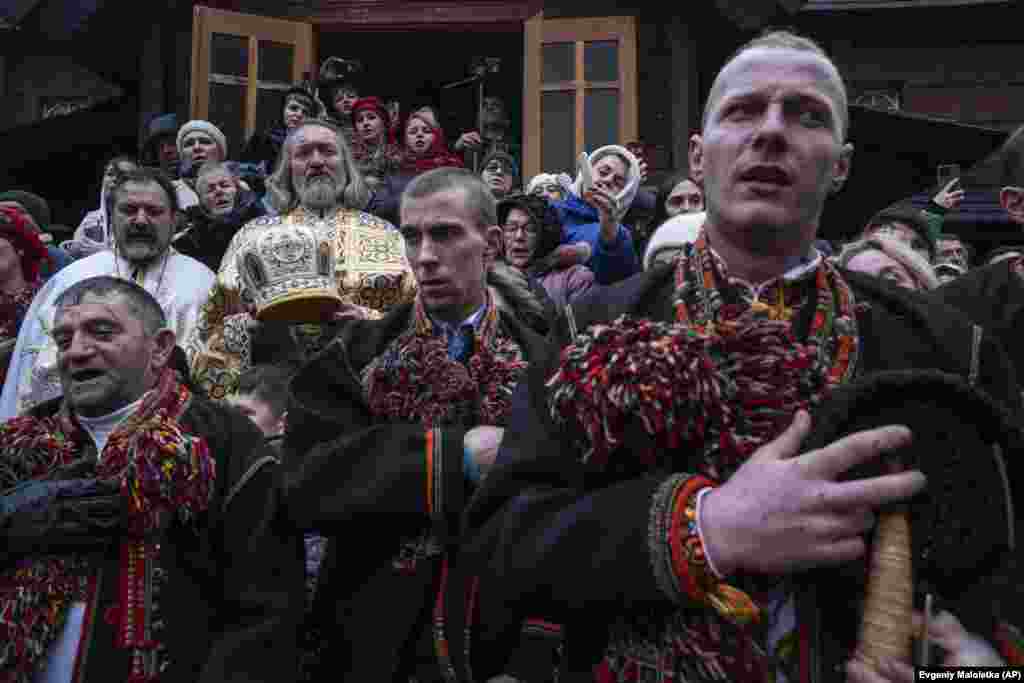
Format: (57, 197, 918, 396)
(688, 135, 704, 186)
(275, 410, 289, 437)
(1000, 186, 1024, 224)
(484, 225, 503, 265)
(830, 142, 854, 194)
(150, 328, 178, 372)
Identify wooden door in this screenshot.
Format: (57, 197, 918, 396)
(190, 6, 314, 158)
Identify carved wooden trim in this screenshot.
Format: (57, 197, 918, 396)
(300, 0, 542, 27)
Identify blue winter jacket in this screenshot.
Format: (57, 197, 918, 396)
(552, 192, 640, 285)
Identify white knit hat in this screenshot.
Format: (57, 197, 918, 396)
(643, 211, 706, 270)
(176, 120, 228, 159)
(527, 172, 573, 197)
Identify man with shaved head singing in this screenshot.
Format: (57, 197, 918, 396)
(449, 30, 1024, 683)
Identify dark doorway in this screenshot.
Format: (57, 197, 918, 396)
(316, 28, 523, 148)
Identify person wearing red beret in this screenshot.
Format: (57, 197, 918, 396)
(349, 96, 404, 192)
(0, 205, 50, 385)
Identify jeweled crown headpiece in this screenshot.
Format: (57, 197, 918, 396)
(236, 222, 342, 322)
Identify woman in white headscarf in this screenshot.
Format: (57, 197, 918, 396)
(549, 145, 643, 285)
(62, 155, 139, 260)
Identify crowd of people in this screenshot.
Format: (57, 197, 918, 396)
(0, 28, 1023, 683)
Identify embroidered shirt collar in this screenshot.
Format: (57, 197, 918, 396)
(705, 243, 822, 303)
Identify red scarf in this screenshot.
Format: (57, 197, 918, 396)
(547, 229, 858, 479)
(361, 294, 527, 428)
(399, 116, 465, 175)
(0, 368, 215, 683)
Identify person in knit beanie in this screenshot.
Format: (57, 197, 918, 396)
(140, 113, 180, 177)
(480, 150, 519, 199)
(174, 120, 230, 210)
(177, 120, 228, 175)
(348, 96, 402, 189)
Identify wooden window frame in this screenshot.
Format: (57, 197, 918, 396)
(190, 6, 314, 146)
(523, 14, 638, 181)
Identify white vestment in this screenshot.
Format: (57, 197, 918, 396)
(0, 247, 215, 419)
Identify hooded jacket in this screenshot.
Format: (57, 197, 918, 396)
(551, 145, 642, 285)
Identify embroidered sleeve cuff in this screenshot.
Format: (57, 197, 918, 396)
(649, 473, 759, 626)
(695, 487, 724, 580)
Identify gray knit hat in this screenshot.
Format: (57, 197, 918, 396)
(176, 120, 228, 160)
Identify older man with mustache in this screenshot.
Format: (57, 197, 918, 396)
(186, 119, 415, 401)
(0, 168, 216, 419)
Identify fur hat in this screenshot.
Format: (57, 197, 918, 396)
(176, 120, 228, 160)
(0, 190, 50, 232)
(803, 369, 1020, 613)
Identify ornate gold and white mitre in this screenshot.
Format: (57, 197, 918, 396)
(186, 205, 415, 399)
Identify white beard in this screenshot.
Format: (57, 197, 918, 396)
(299, 177, 338, 212)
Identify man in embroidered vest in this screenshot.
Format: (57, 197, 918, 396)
(451, 30, 1024, 683)
(185, 118, 415, 401)
(0, 276, 301, 683)
(280, 167, 550, 681)
(0, 169, 216, 421)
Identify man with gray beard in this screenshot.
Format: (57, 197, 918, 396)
(185, 119, 415, 401)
